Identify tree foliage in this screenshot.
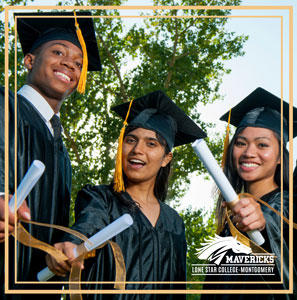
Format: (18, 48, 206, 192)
(180, 207, 216, 298)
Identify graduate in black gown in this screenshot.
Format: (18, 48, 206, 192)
(202, 88, 297, 299)
(46, 90, 207, 299)
(0, 12, 101, 299)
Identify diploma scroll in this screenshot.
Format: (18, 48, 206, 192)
(37, 213, 134, 281)
(192, 139, 265, 245)
(9, 160, 45, 213)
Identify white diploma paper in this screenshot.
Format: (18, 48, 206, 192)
(192, 139, 265, 245)
(9, 160, 45, 213)
(37, 213, 133, 281)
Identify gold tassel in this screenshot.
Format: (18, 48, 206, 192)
(114, 100, 134, 193)
(221, 109, 231, 169)
(74, 11, 88, 94)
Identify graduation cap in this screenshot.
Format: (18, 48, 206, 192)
(111, 90, 207, 192)
(14, 11, 102, 93)
(220, 87, 297, 144)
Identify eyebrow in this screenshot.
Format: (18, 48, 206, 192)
(125, 133, 159, 142)
(236, 136, 271, 141)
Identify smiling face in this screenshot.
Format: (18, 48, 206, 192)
(122, 127, 173, 187)
(232, 127, 280, 185)
(24, 40, 82, 103)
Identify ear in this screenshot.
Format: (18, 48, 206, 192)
(161, 152, 173, 168)
(24, 53, 36, 71)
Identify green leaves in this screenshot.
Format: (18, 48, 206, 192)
(180, 207, 216, 296)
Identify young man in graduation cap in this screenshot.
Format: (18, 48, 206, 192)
(203, 87, 297, 299)
(0, 11, 101, 299)
(45, 90, 206, 299)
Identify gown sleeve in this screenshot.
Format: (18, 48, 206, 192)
(62, 184, 112, 245)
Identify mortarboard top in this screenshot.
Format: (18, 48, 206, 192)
(111, 90, 207, 151)
(220, 87, 297, 143)
(14, 11, 101, 71)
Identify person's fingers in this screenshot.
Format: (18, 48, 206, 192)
(0, 221, 14, 243)
(46, 242, 81, 276)
(45, 254, 68, 277)
(233, 199, 265, 232)
(232, 197, 250, 215)
(0, 195, 27, 228)
(17, 200, 31, 221)
(61, 243, 84, 270)
(239, 219, 266, 232)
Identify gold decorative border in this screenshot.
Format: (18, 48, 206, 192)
(3, 4, 294, 295)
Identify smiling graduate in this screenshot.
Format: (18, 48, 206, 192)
(0, 11, 101, 299)
(203, 87, 297, 299)
(45, 90, 206, 300)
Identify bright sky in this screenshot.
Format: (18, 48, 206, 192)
(2, 0, 296, 216)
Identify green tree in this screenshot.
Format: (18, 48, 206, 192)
(180, 207, 216, 298)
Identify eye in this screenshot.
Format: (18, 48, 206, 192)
(124, 137, 136, 144)
(258, 143, 269, 148)
(235, 140, 246, 147)
(147, 141, 157, 147)
(53, 50, 63, 56)
(75, 61, 82, 69)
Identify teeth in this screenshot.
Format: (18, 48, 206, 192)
(130, 159, 145, 164)
(241, 163, 258, 168)
(55, 72, 70, 82)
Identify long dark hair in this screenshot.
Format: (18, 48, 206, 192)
(216, 126, 289, 233)
(113, 125, 172, 210)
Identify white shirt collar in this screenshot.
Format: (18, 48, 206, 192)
(17, 85, 59, 121)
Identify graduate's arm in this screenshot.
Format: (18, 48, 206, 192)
(61, 185, 111, 245)
(45, 185, 110, 276)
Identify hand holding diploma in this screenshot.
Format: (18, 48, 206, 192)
(38, 213, 134, 281)
(192, 139, 265, 245)
(0, 160, 45, 242)
(0, 195, 30, 242)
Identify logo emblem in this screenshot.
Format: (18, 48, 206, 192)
(195, 234, 252, 265)
(192, 235, 275, 276)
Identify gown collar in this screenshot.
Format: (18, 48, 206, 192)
(18, 84, 59, 122)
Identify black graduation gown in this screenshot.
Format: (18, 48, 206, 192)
(293, 165, 297, 201)
(63, 184, 187, 300)
(202, 188, 297, 299)
(293, 166, 297, 276)
(0, 86, 72, 299)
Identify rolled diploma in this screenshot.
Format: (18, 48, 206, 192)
(9, 160, 45, 213)
(192, 139, 265, 245)
(37, 213, 134, 281)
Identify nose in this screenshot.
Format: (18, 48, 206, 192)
(242, 144, 257, 157)
(132, 140, 145, 155)
(61, 57, 75, 71)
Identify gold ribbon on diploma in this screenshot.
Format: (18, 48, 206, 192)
(225, 192, 297, 254)
(13, 219, 126, 298)
(69, 240, 126, 300)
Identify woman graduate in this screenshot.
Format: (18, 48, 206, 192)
(46, 90, 206, 299)
(203, 88, 297, 299)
